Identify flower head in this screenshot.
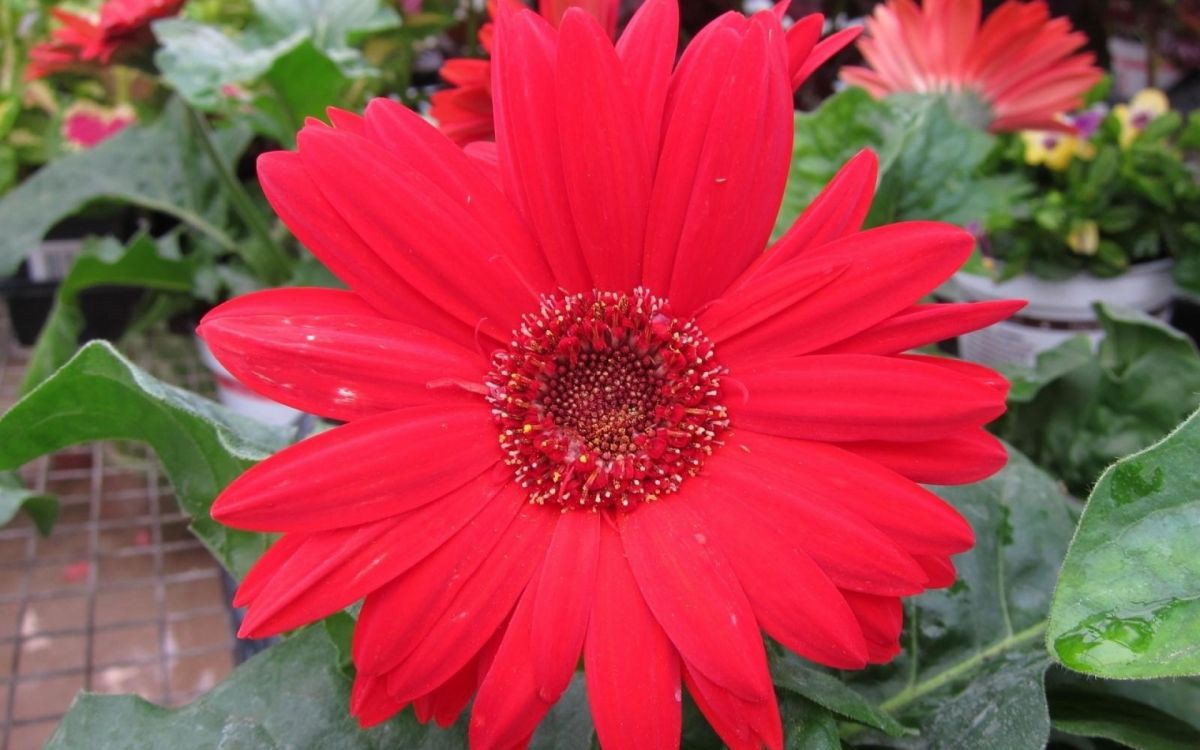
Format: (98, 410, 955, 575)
(202, 3, 1018, 747)
(1066, 219, 1099, 255)
(26, 0, 185, 80)
(1114, 88, 1170, 148)
(431, 0, 621, 145)
(61, 101, 136, 149)
(840, 0, 1104, 132)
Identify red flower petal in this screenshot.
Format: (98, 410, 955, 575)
(733, 431, 975, 555)
(659, 13, 793, 314)
(212, 404, 498, 533)
(492, 9, 592, 291)
(699, 444, 928, 595)
(295, 126, 539, 339)
(817, 299, 1026, 355)
(556, 9, 653, 290)
(842, 590, 904, 664)
(619, 501, 770, 701)
(586, 520, 682, 750)
(615, 0, 679, 160)
(732, 353, 1006, 442)
(707, 222, 973, 363)
(529, 509, 600, 701)
(684, 664, 782, 750)
(199, 288, 486, 421)
(844, 428, 1009, 485)
(353, 485, 528, 675)
(257, 152, 474, 344)
(690, 475, 870, 668)
(236, 471, 505, 637)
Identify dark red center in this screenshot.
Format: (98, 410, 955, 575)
(486, 290, 728, 510)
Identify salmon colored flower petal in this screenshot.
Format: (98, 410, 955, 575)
(841, 0, 1103, 132)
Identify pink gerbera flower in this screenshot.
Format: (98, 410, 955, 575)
(26, 0, 185, 80)
(431, 0, 621, 146)
(840, 0, 1104, 132)
(201, 2, 1021, 748)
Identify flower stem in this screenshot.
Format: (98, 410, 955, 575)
(185, 105, 291, 285)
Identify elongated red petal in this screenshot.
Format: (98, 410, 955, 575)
(212, 404, 498, 533)
(818, 299, 1025, 355)
(843, 428, 1008, 485)
(257, 152, 473, 344)
(492, 9, 592, 291)
(237, 471, 505, 637)
(199, 288, 486, 421)
(469, 576, 556, 750)
(690, 474, 870, 668)
(586, 521, 682, 750)
(733, 353, 1006, 442)
(842, 590, 904, 664)
(556, 9, 652, 289)
(684, 664, 783, 750)
(708, 222, 974, 363)
(529, 510, 600, 700)
(296, 126, 538, 340)
(614, 0, 679, 160)
(619, 501, 770, 701)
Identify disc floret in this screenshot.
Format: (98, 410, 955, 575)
(486, 289, 728, 510)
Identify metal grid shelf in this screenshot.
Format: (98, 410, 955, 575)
(0, 307, 236, 750)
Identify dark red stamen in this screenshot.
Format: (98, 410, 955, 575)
(486, 289, 728, 510)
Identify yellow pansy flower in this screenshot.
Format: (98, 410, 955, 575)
(1021, 128, 1094, 171)
(1114, 88, 1169, 148)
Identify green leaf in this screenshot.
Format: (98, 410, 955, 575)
(1047, 406, 1200, 678)
(0, 341, 288, 578)
(0, 471, 58, 535)
(994, 304, 1200, 495)
(843, 449, 1078, 749)
(0, 99, 253, 276)
(44, 626, 465, 749)
(1049, 690, 1200, 750)
(770, 652, 906, 737)
(780, 695, 841, 750)
(19, 234, 194, 394)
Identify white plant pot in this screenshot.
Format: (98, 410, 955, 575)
(195, 336, 303, 427)
(947, 260, 1176, 368)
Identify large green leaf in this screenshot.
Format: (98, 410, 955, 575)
(775, 89, 1018, 239)
(0, 99, 252, 276)
(1048, 688, 1200, 750)
(44, 627, 464, 750)
(19, 234, 194, 394)
(0, 471, 58, 535)
(770, 652, 906, 737)
(0, 341, 287, 578)
(841, 449, 1078, 749)
(995, 304, 1200, 495)
(1047, 406, 1200, 678)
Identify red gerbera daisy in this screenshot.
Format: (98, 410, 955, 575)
(840, 0, 1104, 132)
(26, 0, 185, 80)
(201, 2, 1021, 748)
(431, 0, 620, 146)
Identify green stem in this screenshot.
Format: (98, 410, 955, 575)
(184, 105, 290, 284)
(879, 621, 1048, 714)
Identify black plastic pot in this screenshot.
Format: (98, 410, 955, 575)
(0, 259, 146, 346)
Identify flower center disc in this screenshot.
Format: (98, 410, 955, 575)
(487, 290, 728, 510)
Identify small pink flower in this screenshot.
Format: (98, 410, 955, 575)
(62, 103, 136, 149)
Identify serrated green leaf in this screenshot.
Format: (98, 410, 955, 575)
(44, 626, 464, 749)
(19, 234, 194, 394)
(0, 471, 58, 535)
(1049, 690, 1200, 750)
(0, 341, 288, 578)
(0, 99, 252, 276)
(770, 652, 906, 737)
(1047, 406, 1200, 678)
(843, 449, 1077, 749)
